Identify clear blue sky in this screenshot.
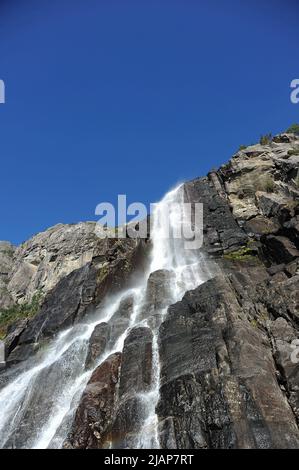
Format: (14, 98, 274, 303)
(0, 0, 298, 245)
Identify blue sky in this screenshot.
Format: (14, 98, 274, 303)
(0, 0, 298, 245)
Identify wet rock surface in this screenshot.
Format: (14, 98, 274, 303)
(156, 132, 299, 448)
(2, 233, 148, 363)
(109, 327, 153, 448)
(66, 327, 153, 449)
(109, 294, 134, 346)
(1, 131, 299, 449)
(157, 269, 299, 449)
(85, 322, 111, 369)
(139, 269, 176, 327)
(64, 352, 122, 449)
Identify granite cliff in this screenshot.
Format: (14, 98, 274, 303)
(0, 129, 298, 449)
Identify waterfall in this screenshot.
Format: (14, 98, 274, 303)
(0, 184, 212, 449)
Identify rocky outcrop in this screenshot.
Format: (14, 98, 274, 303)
(66, 326, 153, 449)
(138, 269, 176, 327)
(5, 223, 99, 307)
(1, 129, 299, 449)
(0, 242, 15, 309)
(1, 224, 148, 364)
(217, 137, 299, 255)
(109, 326, 153, 448)
(157, 263, 299, 449)
(153, 133, 299, 448)
(184, 177, 248, 256)
(65, 352, 122, 449)
(85, 323, 111, 369)
(58, 131, 299, 449)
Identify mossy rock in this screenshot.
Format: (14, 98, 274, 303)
(0, 291, 43, 339)
(97, 263, 110, 283)
(224, 244, 257, 262)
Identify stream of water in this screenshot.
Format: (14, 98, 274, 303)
(0, 184, 211, 449)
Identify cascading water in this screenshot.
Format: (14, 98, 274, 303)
(0, 184, 212, 449)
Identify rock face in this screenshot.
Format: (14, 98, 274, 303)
(157, 267, 299, 448)
(65, 327, 153, 449)
(65, 352, 122, 449)
(0, 242, 15, 309)
(85, 323, 111, 369)
(109, 326, 153, 449)
(184, 177, 248, 256)
(1, 130, 299, 449)
(1, 223, 148, 363)
(153, 132, 299, 449)
(4, 223, 98, 307)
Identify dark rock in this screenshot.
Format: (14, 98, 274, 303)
(269, 318, 299, 422)
(118, 326, 153, 399)
(260, 275, 299, 324)
(157, 274, 299, 449)
(16, 263, 95, 348)
(285, 259, 299, 277)
(64, 352, 121, 449)
(85, 322, 110, 369)
(6, 237, 147, 362)
(262, 235, 299, 265)
(4, 319, 28, 357)
(2, 131, 299, 449)
(283, 216, 299, 248)
(6, 343, 38, 366)
(139, 269, 176, 327)
(184, 177, 248, 254)
(267, 264, 285, 276)
(145, 270, 175, 310)
(244, 215, 280, 237)
(256, 192, 294, 222)
(108, 327, 153, 448)
(270, 272, 288, 283)
(272, 134, 293, 143)
(109, 294, 134, 346)
(110, 396, 147, 449)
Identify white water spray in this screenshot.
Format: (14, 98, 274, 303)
(0, 184, 212, 449)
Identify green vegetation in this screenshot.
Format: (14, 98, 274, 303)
(287, 148, 299, 157)
(263, 176, 275, 193)
(0, 291, 43, 339)
(97, 263, 110, 284)
(254, 175, 275, 193)
(259, 133, 272, 145)
(224, 245, 256, 262)
(286, 123, 299, 135)
(250, 311, 269, 329)
(238, 145, 247, 151)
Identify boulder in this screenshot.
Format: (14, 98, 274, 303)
(262, 235, 299, 265)
(256, 191, 295, 222)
